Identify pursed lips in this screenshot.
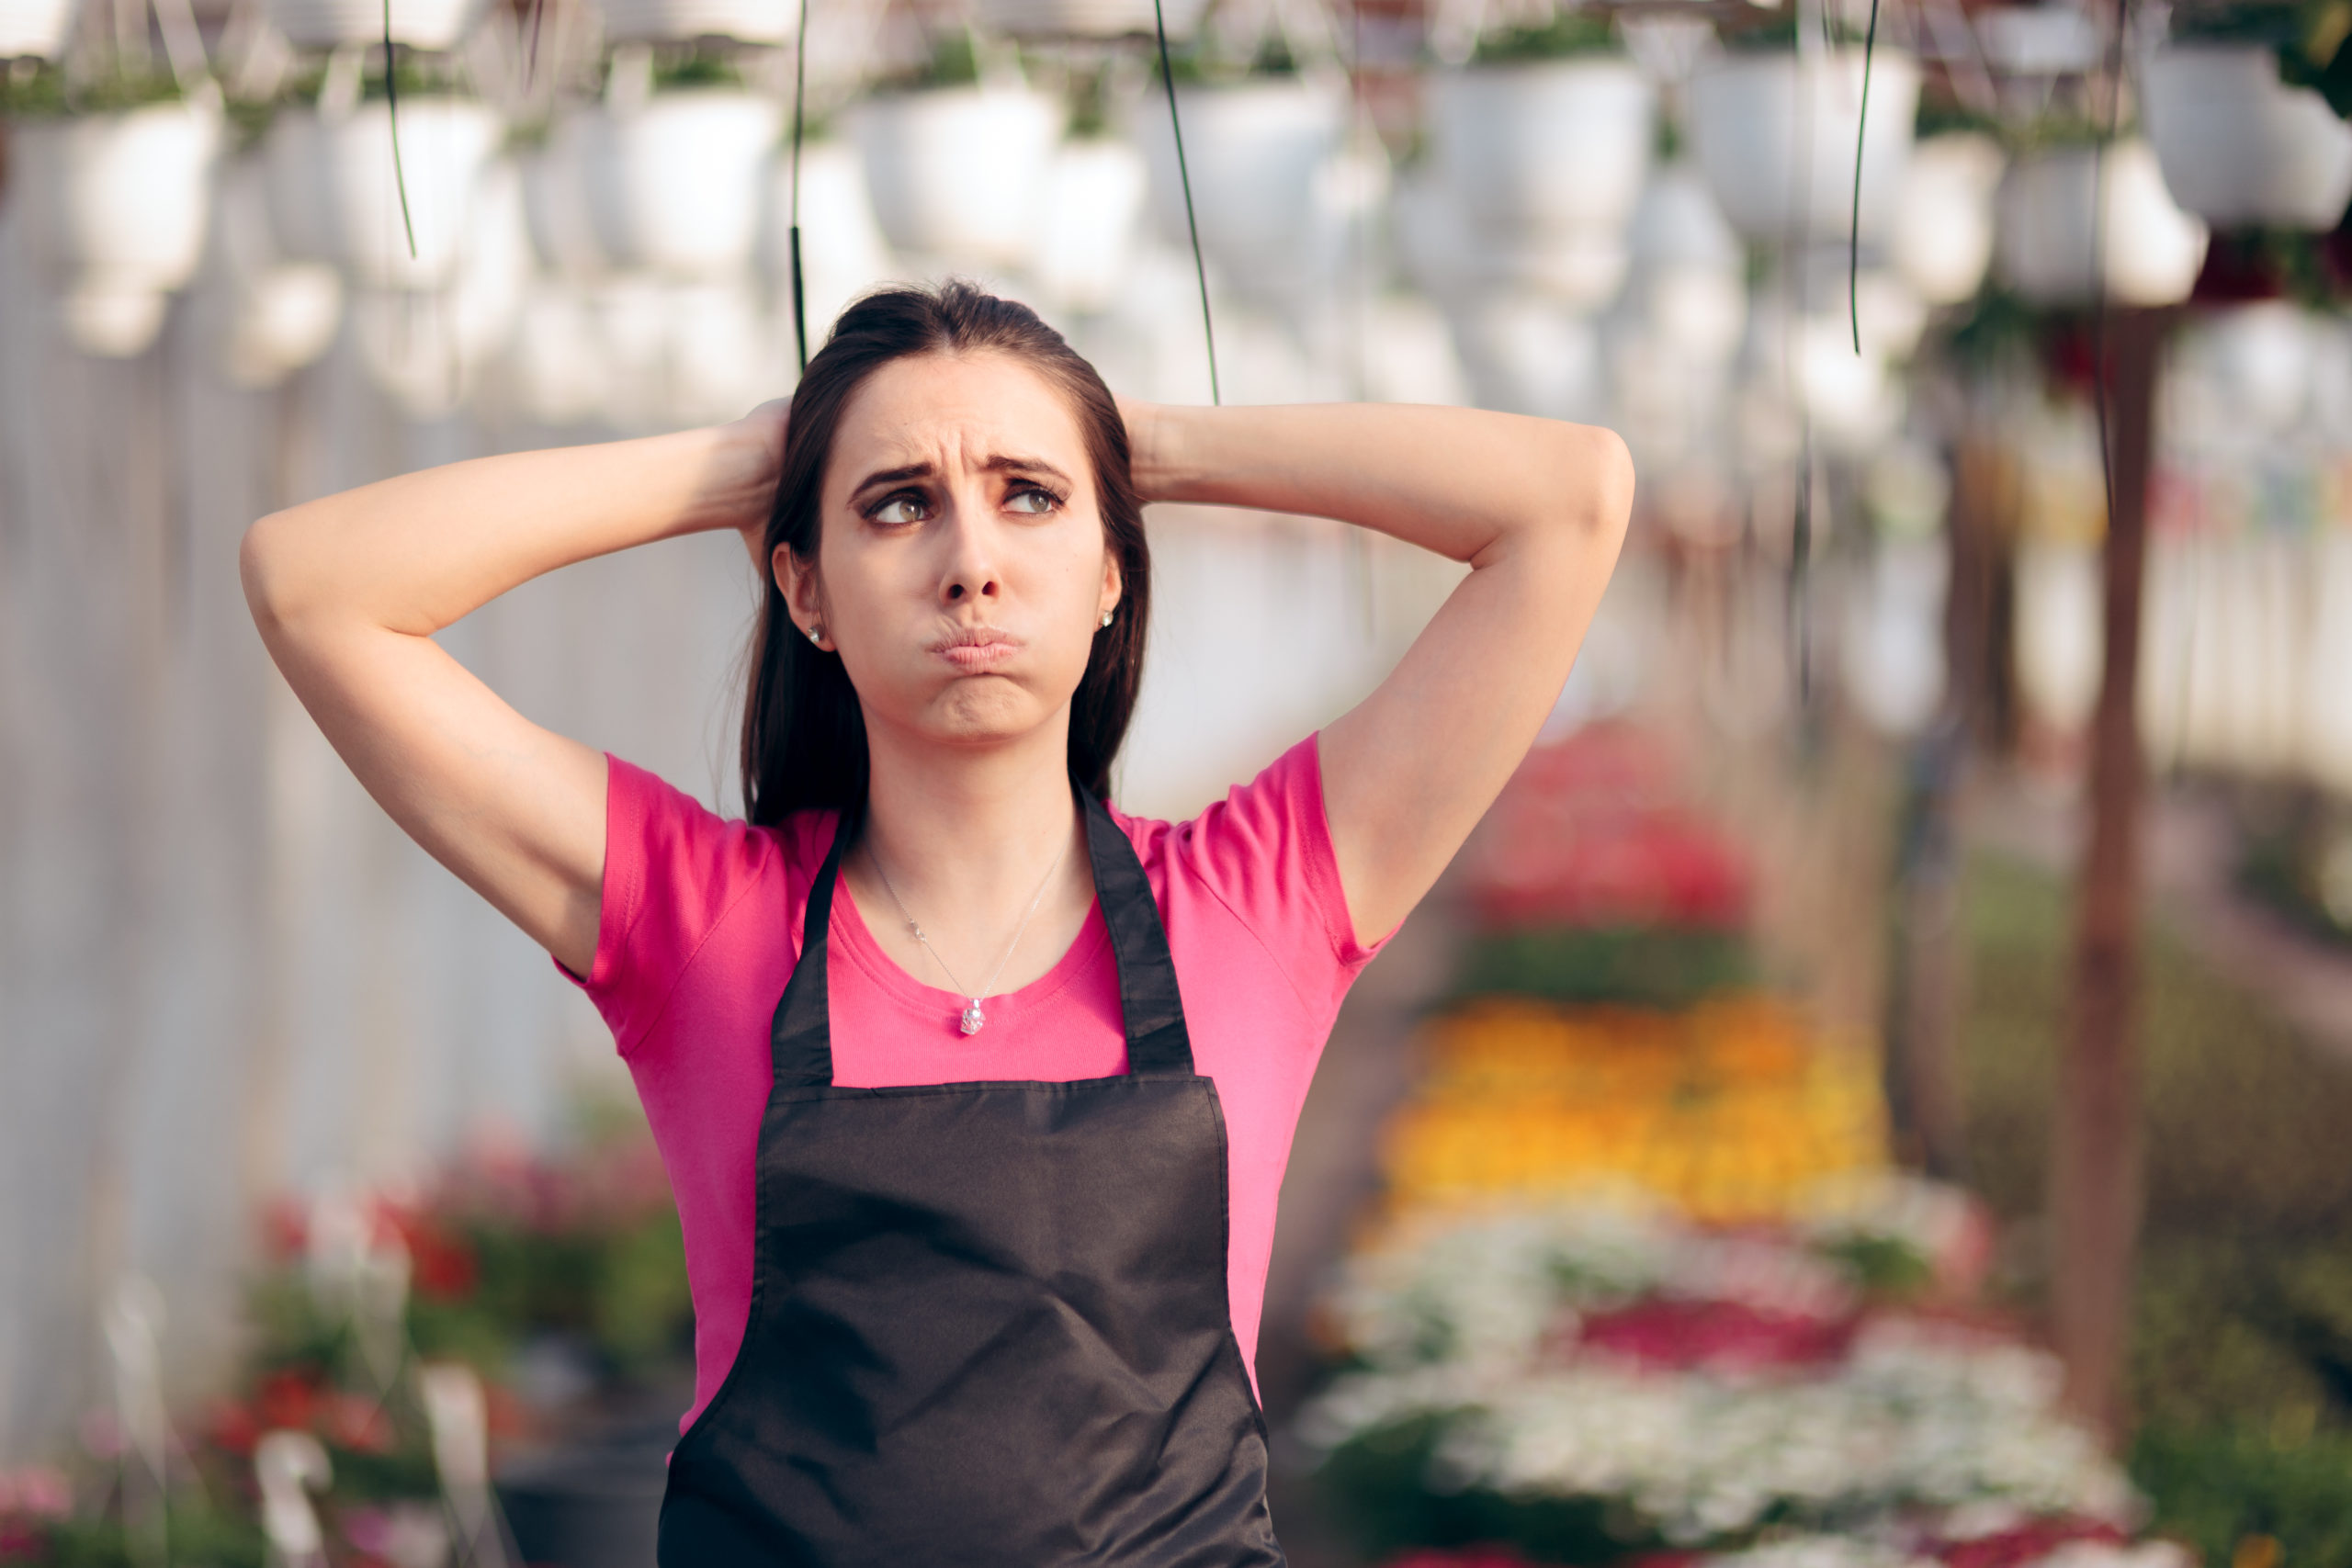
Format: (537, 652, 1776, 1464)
(932, 630, 1021, 673)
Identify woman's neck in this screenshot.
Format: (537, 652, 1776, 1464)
(841, 717, 1100, 999)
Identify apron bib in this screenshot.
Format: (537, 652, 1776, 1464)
(656, 779, 1286, 1567)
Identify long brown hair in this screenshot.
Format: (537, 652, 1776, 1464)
(739, 281, 1152, 826)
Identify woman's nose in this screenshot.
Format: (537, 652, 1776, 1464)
(938, 496, 1000, 605)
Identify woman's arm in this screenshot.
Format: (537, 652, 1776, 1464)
(239, 404, 787, 976)
(1125, 401, 1634, 950)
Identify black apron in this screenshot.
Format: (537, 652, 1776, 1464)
(656, 779, 1286, 1567)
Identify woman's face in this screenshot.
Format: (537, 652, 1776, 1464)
(781, 350, 1122, 752)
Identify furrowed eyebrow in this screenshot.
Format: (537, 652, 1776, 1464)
(982, 455, 1075, 489)
(850, 463, 935, 501)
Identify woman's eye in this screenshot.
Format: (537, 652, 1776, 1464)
(1006, 486, 1061, 515)
(870, 493, 929, 525)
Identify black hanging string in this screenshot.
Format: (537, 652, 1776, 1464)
(384, 0, 417, 259)
(1151, 0, 1220, 404)
(787, 0, 810, 372)
(523, 0, 548, 87)
(1849, 0, 1880, 354)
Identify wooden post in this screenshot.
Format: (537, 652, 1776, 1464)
(2050, 305, 2165, 1447)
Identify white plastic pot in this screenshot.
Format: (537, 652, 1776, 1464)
(968, 0, 1204, 41)
(849, 86, 1062, 269)
(1033, 138, 1148, 315)
(1996, 139, 2209, 307)
(1841, 535, 1949, 736)
(576, 90, 781, 280)
(266, 98, 503, 290)
(196, 156, 344, 388)
(10, 100, 221, 356)
(1429, 60, 1653, 235)
(755, 139, 896, 345)
(1626, 164, 1744, 361)
(594, 0, 795, 46)
(1892, 131, 2003, 305)
(2143, 43, 2352, 231)
(520, 114, 608, 280)
(1136, 79, 1347, 298)
(266, 0, 474, 51)
(2013, 536, 2104, 735)
(0, 0, 76, 59)
(348, 155, 527, 418)
(1688, 47, 1920, 245)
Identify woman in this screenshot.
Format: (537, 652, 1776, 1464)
(242, 282, 1633, 1564)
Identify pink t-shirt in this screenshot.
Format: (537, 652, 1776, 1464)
(567, 732, 1393, 1436)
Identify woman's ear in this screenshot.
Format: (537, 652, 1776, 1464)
(1098, 554, 1122, 621)
(781, 548, 828, 646)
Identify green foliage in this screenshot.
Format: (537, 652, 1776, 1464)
(1470, 8, 1620, 63)
(2129, 1424, 2352, 1566)
(1817, 1231, 1937, 1298)
(37, 1503, 268, 1568)
(1956, 850, 2352, 1552)
(650, 45, 748, 91)
(0, 61, 184, 118)
(1317, 1413, 1665, 1565)
(1450, 927, 1757, 1010)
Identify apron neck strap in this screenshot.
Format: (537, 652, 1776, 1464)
(770, 778, 1196, 1089)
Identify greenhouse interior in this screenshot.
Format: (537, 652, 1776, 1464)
(3, 0, 2352, 1555)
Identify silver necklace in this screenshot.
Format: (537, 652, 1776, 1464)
(865, 826, 1072, 1036)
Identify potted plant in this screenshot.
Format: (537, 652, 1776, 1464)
(1687, 16, 1921, 247)
(0, 0, 75, 60)
(575, 47, 782, 281)
(191, 152, 345, 387)
(593, 0, 794, 51)
(1428, 10, 1653, 242)
(263, 52, 503, 291)
(265, 0, 477, 54)
(1889, 130, 2005, 305)
(1994, 127, 2209, 306)
(754, 135, 896, 342)
(1133, 33, 1349, 302)
(968, 0, 1206, 46)
(846, 31, 1063, 270)
(2141, 4, 2352, 232)
(3, 62, 221, 356)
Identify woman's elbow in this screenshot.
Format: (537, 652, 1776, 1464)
(239, 509, 311, 641)
(1562, 423, 1635, 543)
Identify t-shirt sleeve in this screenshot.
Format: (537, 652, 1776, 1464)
(556, 753, 779, 1057)
(1172, 730, 1398, 1018)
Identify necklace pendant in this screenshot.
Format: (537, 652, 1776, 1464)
(959, 999, 987, 1036)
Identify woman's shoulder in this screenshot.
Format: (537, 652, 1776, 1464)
(605, 754, 842, 894)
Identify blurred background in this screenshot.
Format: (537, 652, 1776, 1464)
(2, 0, 2351, 1557)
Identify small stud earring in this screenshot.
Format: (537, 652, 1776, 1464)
(808, 625, 823, 645)
(1100, 610, 1114, 628)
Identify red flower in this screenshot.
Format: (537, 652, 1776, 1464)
(255, 1368, 323, 1433)
(207, 1396, 261, 1456)
(1574, 1298, 1858, 1375)
(1939, 1517, 2130, 1568)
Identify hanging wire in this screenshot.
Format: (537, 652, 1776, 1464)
(788, 0, 811, 372)
(2089, 0, 2132, 531)
(523, 0, 548, 86)
(1849, 0, 1881, 354)
(384, 0, 417, 259)
(1151, 0, 1221, 404)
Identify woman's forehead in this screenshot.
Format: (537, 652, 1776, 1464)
(831, 352, 1089, 477)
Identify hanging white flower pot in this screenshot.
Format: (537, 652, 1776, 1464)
(593, 0, 795, 46)
(1891, 131, 2003, 306)
(266, 0, 475, 51)
(1136, 78, 1345, 299)
(967, 0, 1204, 42)
(9, 99, 221, 356)
(1626, 164, 1745, 361)
(848, 85, 1061, 270)
(1428, 60, 1653, 236)
(0, 0, 76, 59)
(576, 89, 781, 280)
(519, 113, 609, 280)
(195, 155, 345, 388)
(1840, 534, 1949, 736)
(1033, 138, 1148, 315)
(347, 155, 527, 417)
(1688, 47, 1920, 245)
(2013, 536, 2104, 735)
(2142, 43, 2352, 231)
(755, 138, 897, 344)
(266, 97, 503, 290)
(1996, 139, 2208, 307)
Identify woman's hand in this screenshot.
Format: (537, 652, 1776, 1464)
(720, 398, 791, 576)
